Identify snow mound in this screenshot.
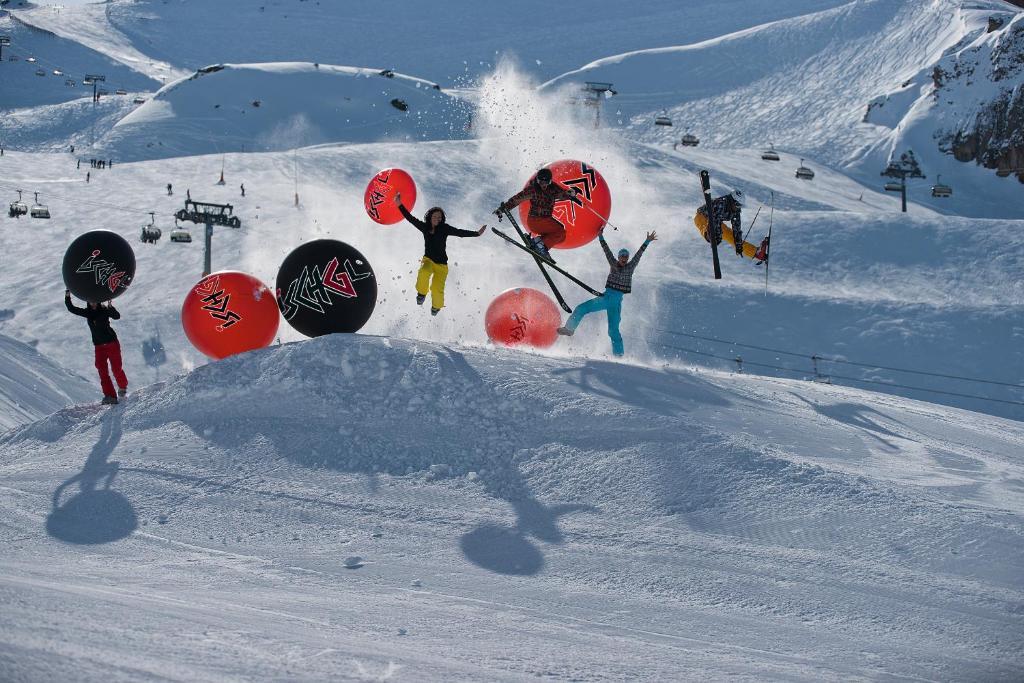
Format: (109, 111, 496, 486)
(0, 331, 95, 431)
(94, 62, 472, 161)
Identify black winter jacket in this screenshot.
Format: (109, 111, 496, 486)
(399, 204, 478, 265)
(66, 297, 120, 345)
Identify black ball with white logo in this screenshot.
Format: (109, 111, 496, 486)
(275, 239, 377, 337)
(62, 230, 136, 302)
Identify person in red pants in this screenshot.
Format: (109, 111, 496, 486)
(65, 289, 128, 405)
(494, 168, 578, 263)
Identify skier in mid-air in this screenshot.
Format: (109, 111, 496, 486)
(65, 289, 129, 405)
(556, 227, 656, 357)
(694, 188, 766, 262)
(394, 192, 485, 316)
(494, 168, 578, 263)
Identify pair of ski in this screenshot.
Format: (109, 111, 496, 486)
(491, 210, 602, 313)
(699, 170, 773, 292)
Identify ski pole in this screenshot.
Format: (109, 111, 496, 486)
(746, 205, 762, 237)
(579, 202, 620, 231)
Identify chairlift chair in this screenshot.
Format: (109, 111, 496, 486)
(170, 227, 193, 243)
(8, 55, 19, 62)
(132, 97, 145, 104)
(115, 89, 127, 95)
(29, 193, 50, 219)
(655, 115, 672, 127)
(65, 78, 76, 87)
(34, 68, 45, 77)
(760, 144, 780, 161)
(97, 88, 109, 96)
(53, 69, 63, 76)
(677, 133, 700, 148)
(931, 174, 952, 198)
(8, 191, 28, 218)
(795, 159, 815, 180)
(26, 57, 35, 63)
(884, 181, 903, 192)
(140, 213, 161, 243)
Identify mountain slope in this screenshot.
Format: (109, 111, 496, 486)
(1, 334, 1022, 679)
(0, 331, 95, 431)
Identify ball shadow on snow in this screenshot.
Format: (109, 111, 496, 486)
(46, 409, 138, 545)
(459, 524, 544, 576)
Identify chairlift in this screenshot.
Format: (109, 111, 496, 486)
(26, 56, 36, 63)
(132, 96, 145, 104)
(30, 192, 50, 219)
(83, 77, 94, 85)
(795, 158, 815, 180)
(8, 190, 28, 218)
(34, 68, 45, 77)
(97, 88, 109, 96)
(65, 78, 76, 87)
(884, 181, 903, 192)
(53, 69, 63, 76)
(675, 133, 700, 148)
(170, 227, 193, 243)
(8, 55, 19, 62)
(760, 144, 780, 161)
(655, 115, 673, 127)
(931, 174, 952, 198)
(140, 213, 162, 243)
(115, 89, 127, 95)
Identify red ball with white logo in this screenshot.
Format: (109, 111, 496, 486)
(484, 287, 560, 348)
(518, 159, 611, 250)
(181, 271, 279, 360)
(363, 168, 417, 225)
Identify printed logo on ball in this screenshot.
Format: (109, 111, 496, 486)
(278, 256, 372, 320)
(194, 275, 241, 330)
(76, 249, 128, 293)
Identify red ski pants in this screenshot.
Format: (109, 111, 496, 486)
(94, 341, 128, 398)
(525, 215, 566, 249)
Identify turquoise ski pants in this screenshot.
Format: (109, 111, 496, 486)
(565, 288, 624, 356)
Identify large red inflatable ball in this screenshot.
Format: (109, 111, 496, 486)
(484, 288, 561, 348)
(62, 230, 136, 302)
(364, 168, 417, 225)
(518, 159, 612, 250)
(181, 271, 280, 360)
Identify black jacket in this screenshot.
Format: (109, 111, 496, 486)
(399, 204, 478, 265)
(66, 297, 120, 345)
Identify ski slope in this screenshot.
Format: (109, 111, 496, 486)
(1, 335, 1022, 680)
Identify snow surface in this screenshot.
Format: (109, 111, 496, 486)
(0, 0, 1023, 679)
(2, 335, 1023, 680)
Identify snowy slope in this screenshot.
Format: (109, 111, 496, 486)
(94, 62, 471, 161)
(0, 330, 94, 431)
(1, 335, 1022, 680)
(542, 0, 1023, 218)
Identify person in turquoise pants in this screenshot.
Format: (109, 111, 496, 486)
(557, 228, 657, 356)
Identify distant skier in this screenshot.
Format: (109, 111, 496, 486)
(77, 159, 81, 169)
(556, 227, 656, 357)
(86, 171, 90, 183)
(166, 183, 173, 196)
(240, 183, 245, 197)
(65, 290, 129, 405)
(494, 168, 578, 263)
(695, 188, 750, 257)
(186, 189, 191, 201)
(394, 191, 485, 316)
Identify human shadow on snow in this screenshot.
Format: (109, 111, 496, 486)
(47, 409, 137, 545)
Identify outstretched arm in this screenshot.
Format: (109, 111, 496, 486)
(395, 194, 427, 233)
(497, 187, 532, 213)
(64, 291, 87, 316)
(447, 223, 485, 238)
(598, 231, 616, 266)
(628, 231, 657, 268)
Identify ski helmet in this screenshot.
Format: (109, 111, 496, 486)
(730, 189, 745, 206)
(535, 168, 553, 183)
(617, 248, 629, 259)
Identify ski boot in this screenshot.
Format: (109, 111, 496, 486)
(556, 326, 574, 337)
(530, 236, 555, 263)
(416, 293, 426, 305)
(101, 395, 118, 406)
(753, 237, 769, 265)
(117, 388, 127, 398)
(431, 307, 441, 316)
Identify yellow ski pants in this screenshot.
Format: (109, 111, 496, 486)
(416, 257, 449, 309)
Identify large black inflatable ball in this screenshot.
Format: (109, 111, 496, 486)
(62, 230, 136, 302)
(275, 239, 377, 337)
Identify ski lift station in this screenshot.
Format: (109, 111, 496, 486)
(795, 159, 815, 180)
